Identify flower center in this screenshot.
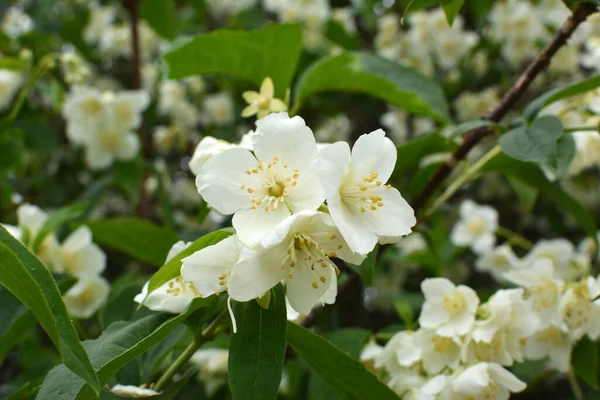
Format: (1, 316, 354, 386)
(466, 217, 486, 235)
(280, 232, 341, 290)
(442, 292, 465, 315)
(62, 250, 81, 275)
(535, 327, 565, 350)
(242, 157, 299, 212)
(341, 171, 392, 214)
(167, 276, 199, 297)
(100, 130, 121, 151)
(535, 251, 559, 266)
(257, 95, 271, 110)
(115, 103, 134, 123)
(431, 336, 454, 353)
(83, 97, 103, 117)
(526, 279, 559, 312)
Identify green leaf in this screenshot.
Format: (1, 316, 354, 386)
(37, 298, 213, 399)
(32, 202, 88, 251)
(572, 336, 599, 389)
(507, 177, 538, 212)
(524, 75, 600, 121)
(287, 322, 401, 400)
(294, 52, 450, 122)
(0, 226, 100, 393)
(546, 134, 576, 180)
(308, 328, 370, 400)
(99, 275, 146, 329)
(391, 133, 458, 179)
(147, 228, 234, 295)
(140, 0, 176, 39)
(499, 116, 564, 163)
(163, 24, 302, 97)
(481, 153, 597, 239)
(324, 19, 359, 50)
(442, 0, 465, 25)
(394, 301, 416, 329)
(347, 246, 378, 286)
(86, 218, 180, 267)
(228, 284, 287, 400)
(0, 57, 31, 71)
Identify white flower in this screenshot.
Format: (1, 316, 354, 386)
(375, 331, 421, 374)
(450, 362, 526, 400)
(60, 226, 106, 279)
(63, 276, 110, 319)
(202, 92, 235, 126)
(181, 235, 244, 298)
(317, 129, 416, 255)
(522, 239, 575, 279)
(83, 118, 140, 170)
(62, 86, 106, 144)
(419, 278, 479, 337)
(196, 113, 325, 247)
(135, 241, 199, 314)
(450, 200, 498, 254)
(228, 210, 364, 315)
(84, 4, 116, 44)
(523, 325, 572, 372)
(475, 245, 519, 282)
(0, 69, 24, 112)
(104, 90, 150, 130)
(188, 135, 251, 176)
(560, 276, 600, 341)
(190, 348, 229, 396)
(432, 28, 478, 70)
(1, 7, 33, 38)
(158, 80, 186, 115)
(110, 385, 159, 398)
(412, 329, 461, 374)
(468, 289, 538, 366)
(505, 258, 565, 328)
(241, 77, 287, 119)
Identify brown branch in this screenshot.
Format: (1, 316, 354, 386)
(413, 2, 599, 212)
(125, 0, 150, 219)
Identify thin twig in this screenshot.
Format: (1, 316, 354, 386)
(124, 0, 151, 218)
(414, 3, 599, 212)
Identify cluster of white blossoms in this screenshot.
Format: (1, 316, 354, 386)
(62, 85, 150, 170)
(138, 89, 416, 316)
(366, 258, 600, 399)
(375, 9, 478, 77)
(2, 204, 109, 319)
(0, 68, 24, 112)
(450, 200, 596, 283)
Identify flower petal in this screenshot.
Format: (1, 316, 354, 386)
(317, 141, 351, 199)
(361, 187, 416, 238)
(62, 226, 92, 251)
(350, 129, 397, 183)
(287, 257, 336, 315)
(196, 147, 260, 215)
(227, 245, 288, 302)
(260, 77, 274, 98)
(328, 198, 377, 255)
(233, 205, 291, 248)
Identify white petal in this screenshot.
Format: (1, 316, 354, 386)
(287, 257, 336, 315)
(63, 276, 110, 319)
(488, 363, 527, 393)
(85, 145, 114, 170)
(285, 169, 325, 213)
(75, 244, 107, 278)
(253, 112, 319, 172)
(361, 187, 416, 238)
(450, 222, 473, 247)
(115, 133, 140, 161)
(317, 141, 351, 198)
(227, 245, 288, 302)
(181, 235, 243, 297)
(233, 205, 291, 248)
(62, 226, 92, 251)
(419, 303, 450, 328)
(422, 278, 456, 299)
(472, 233, 496, 255)
(328, 197, 377, 255)
(350, 129, 397, 183)
(196, 147, 259, 215)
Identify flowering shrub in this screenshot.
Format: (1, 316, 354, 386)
(1, 0, 600, 399)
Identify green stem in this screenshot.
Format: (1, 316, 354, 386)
(153, 308, 230, 392)
(567, 369, 584, 400)
(2, 53, 59, 125)
(495, 226, 534, 250)
(153, 339, 200, 392)
(425, 145, 501, 218)
(564, 125, 599, 133)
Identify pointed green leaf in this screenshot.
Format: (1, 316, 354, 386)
(163, 24, 302, 97)
(228, 284, 287, 400)
(140, 0, 176, 39)
(499, 116, 564, 163)
(32, 202, 88, 251)
(0, 226, 100, 393)
(442, 0, 465, 25)
(287, 322, 401, 400)
(37, 298, 213, 400)
(86, 218, 179, 267)
(294, 52, 449, 122)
